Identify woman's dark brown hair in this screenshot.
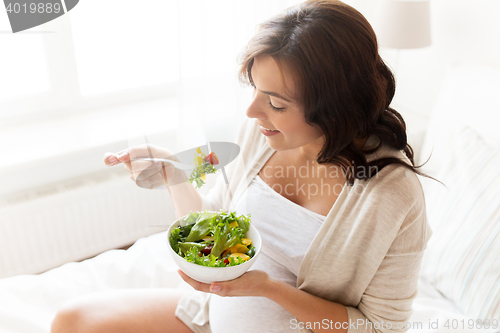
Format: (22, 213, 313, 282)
(238, 0, 433, 185)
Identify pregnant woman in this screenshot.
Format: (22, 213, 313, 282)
(51, 1, 433, 332)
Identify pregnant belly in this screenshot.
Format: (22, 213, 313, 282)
(209, 254, 299, 333)
(209, 295, 297, 333)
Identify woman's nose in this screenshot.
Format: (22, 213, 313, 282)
(246, 90, 266, 120)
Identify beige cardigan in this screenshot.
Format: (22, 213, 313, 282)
(200, 118, 433, 333)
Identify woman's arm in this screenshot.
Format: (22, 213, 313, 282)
(178, 269, 349, 333)
(166, 180, 202, 218)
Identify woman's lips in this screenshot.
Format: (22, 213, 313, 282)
(260, 126, 281, 137)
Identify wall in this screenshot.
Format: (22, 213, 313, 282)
(344, 0, 500, 121)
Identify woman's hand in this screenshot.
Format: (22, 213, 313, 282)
(178, 269, 274, 297)
(103, 144, 187, 189)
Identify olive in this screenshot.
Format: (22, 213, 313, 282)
(200, 244, 213, 255)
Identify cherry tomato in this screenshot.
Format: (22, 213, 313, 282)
(204, 152, 219, 165)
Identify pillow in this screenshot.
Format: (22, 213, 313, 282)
(418, 64, 500, 176)
(420, 126, 500, 321)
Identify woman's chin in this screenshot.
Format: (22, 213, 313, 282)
(265, 137, 287, 151)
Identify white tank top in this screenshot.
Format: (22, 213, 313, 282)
(209, 175, 325, 333)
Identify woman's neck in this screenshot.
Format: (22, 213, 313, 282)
(298, 136, 369, 163)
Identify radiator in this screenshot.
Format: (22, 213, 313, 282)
(0, 168, 177, 279)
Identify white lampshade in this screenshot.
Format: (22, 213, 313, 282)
(374, 0, 431, 49)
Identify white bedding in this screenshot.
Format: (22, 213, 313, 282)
(0, 229, 496, 333)
(0, 230, 190, 333)
(408, 279, 499, 333)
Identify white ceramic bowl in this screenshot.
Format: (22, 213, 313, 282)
(167, 212, 262, 284)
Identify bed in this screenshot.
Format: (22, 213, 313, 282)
(0, 64, 499, 333)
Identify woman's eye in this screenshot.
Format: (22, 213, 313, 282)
(269, 101, 285, 112)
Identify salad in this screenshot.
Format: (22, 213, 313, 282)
(169, 210, 256, 267)
(188, 147, 219, 189)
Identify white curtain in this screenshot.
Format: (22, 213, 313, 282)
(0, 0, 301, 195)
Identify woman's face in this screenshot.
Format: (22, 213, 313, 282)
(245, 55, 324, 155)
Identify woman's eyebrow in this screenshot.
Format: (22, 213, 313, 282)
(259, 89, 292, 103)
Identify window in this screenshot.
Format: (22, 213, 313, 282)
(70, 0, 179, 96)
(0, 0, 301, 127)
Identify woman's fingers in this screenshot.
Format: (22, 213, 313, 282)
(177, 270, 212, 293)
(103, 153, 119, 166)
(127, 144, 164, 160)
(135, 164, 163, 181)
(125, 160, 163, 174)
(178, 270, 271, 297)
(123, 159, 168, 190)
(103, 149, 128, 166)
(116, 150, 130, 162)
(135, 173, 166, 189)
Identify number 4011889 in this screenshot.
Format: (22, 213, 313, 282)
(6, 2, 62, 14)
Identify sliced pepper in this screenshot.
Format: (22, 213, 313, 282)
(241, 238, 252, 247)
(229, 253, 250, 262)
(228, 243, 249, 254)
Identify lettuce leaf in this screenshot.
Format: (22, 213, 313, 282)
(178, 242, 205, 256)
(237, 214, 251, 235)
(184, 246, 246, 267)
(185, 211, 216, 242)
(185, 246, 225, 267)
(188, 162, 218, 189)
(211, 221, 242, 258)
(183, 211, 200, 225)
(169, 227, 182, 254)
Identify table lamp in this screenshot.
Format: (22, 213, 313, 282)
(373, 0, 431, 72)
